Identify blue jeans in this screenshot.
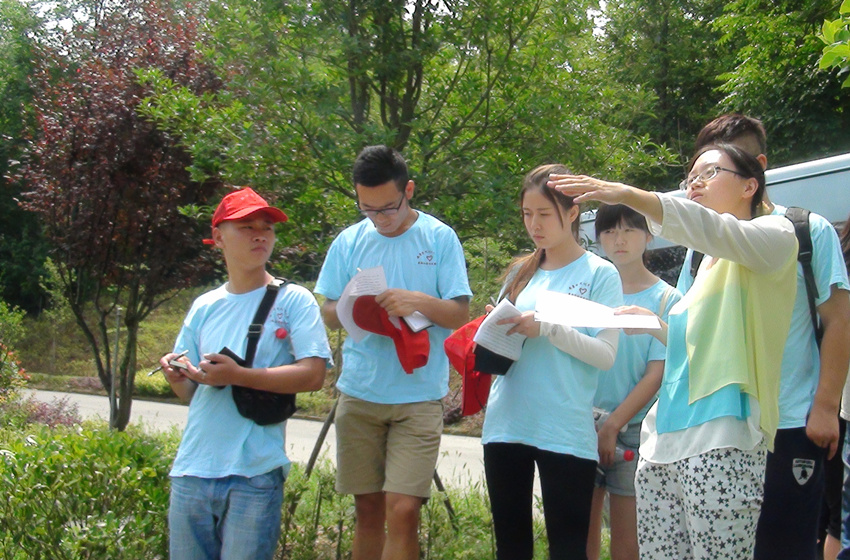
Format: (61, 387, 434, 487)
(840, 436, 850, 559)
(169, 468, 284, 560)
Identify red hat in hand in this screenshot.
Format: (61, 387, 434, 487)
(444, 315, 515, 416)
(352, 295, 430, 374)
(444, 315, 490, 416)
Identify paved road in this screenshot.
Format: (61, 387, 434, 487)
(25, 389, 490, 491)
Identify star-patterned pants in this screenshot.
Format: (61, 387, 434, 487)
(635, 444, 767, 559)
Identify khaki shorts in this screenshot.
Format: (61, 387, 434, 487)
(335, 392, 443, 498)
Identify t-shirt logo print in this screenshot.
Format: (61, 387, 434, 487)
(272, 306, 290, 328)
(417, 250, 436, 266)
(792, 458, 816, 485)
(568, 282, 592, 300)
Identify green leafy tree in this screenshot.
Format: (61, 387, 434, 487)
(0, 0, 49, 312)
(593, 0, 731, 186)
(714, 0, 850, 164)
(140, 0, 677, 282)
(818, 0, 850, 87)
(17, 0, 222, 430)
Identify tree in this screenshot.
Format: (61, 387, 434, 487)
(818, 0, 850, 87)
(140, 0, 677, 280)
(593, 0, 732, 186)
(17, 0, 222, 430)
(714, 0, 850, 164)
(0, 0, 50, 312)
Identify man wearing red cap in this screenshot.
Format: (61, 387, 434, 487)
(315, 146, 471, 560)
(159, 187, 331, 560)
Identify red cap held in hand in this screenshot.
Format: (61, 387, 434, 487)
(443, 315, 491, 416)
(352, 295, 430, 374)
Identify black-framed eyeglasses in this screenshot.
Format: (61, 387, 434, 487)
(358, 194, 407, 217)
(679, 166, 747, 191)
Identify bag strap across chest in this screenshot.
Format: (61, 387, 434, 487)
(244, 277, 289, 367)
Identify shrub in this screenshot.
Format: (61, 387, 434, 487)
(0, 422, 177, 560)
(0, 300, 25, 347)
(25, 395, 82, 427)
(0, 300, 27, 404)
(0, 343, 27, 404)
(0, 414, 566, 559)
(294, 388, 335, 418)
(133, 370, 174, 398)
(1, 394, 81, 433)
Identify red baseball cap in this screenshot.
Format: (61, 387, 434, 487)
(203, 187, 288, 245)
(352, 295, 430, 374)
(444, 315, 490, 416)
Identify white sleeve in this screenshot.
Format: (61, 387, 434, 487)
(648, 194, 797, 275)
(538, 323, 619, 370)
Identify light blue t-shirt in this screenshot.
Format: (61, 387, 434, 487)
(170, 282, 331, 479)
(594, 280, 681, 425)
(676, 206, 849, 428)
(482, 252, 624, 461)
(656, 302, 751, 434)
(314, 211, 472, 404)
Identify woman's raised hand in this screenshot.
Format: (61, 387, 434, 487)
(547, 174, 634, 205)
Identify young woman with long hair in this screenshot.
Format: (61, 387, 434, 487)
(482, 164, 623, 560)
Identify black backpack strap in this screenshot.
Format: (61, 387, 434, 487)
(690, 251, 706, 280)
(244, 277, 289, 367)
(785, 207, 822, 347)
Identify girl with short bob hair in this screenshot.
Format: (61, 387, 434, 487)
(549, 143, 798, 560)
(483, 163, 623, 559)
(587, 203, 681, 560)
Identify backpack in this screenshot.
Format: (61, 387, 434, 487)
(689, 207, 822, 347)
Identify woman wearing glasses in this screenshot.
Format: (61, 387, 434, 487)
(549, 143, 798, 560)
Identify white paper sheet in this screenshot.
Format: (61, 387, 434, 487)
(337, 266, 434, 342)
(534, 290, 660, 330)
(472, 299, 526, 361)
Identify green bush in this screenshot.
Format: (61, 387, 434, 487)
(0, 411, 568, 559)
(0, 300, 27, 403)
(295, 388, 335, 418)
(0, 343, 27, 404)
(0, 300, 25, 347)
(0, 421, 177, 560)
(133, 370, 174, 398)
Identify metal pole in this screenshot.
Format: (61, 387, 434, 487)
(110, 306, 121, 427)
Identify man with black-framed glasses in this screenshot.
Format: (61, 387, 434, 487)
(315, 145, 471, 560)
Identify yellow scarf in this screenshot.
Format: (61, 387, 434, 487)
(685, 247, 797, 450)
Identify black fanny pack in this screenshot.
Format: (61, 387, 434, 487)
(226, 278, 297, 426)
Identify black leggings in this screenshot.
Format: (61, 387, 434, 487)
(484, 442, 597, 560)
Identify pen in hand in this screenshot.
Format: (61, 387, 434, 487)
(147, 349, 189, 376)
